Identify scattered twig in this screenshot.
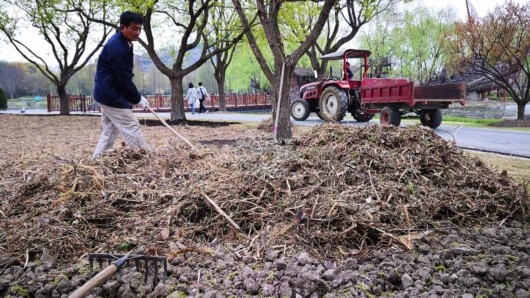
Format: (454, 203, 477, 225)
(199, 189, 243, 234)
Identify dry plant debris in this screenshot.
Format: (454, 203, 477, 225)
(1, 116, 527, 269)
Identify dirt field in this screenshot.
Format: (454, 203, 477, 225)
(1, 114, 529, 297)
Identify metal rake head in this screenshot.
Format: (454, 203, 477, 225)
(88, 253, 168, 287)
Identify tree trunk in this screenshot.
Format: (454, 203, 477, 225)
(170, 77, 186, 121)
(215, 74, 227, 111)
(57, 84, 69, 115)
(517, 101, 526, 120)
(272, 64, 295, 142)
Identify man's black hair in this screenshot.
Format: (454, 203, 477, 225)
(120, 11, 143, 26)
(199, 82, 203, 86)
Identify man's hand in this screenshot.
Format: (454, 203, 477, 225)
(139, 96, 149, 108)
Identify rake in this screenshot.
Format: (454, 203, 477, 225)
(146, 106, 198, 151)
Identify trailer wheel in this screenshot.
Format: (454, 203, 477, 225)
(380, 106, 401, 126)
(420, 109, 442, 129)
(353, 111, 375, 122)
(290, 100, 311, 121)
(319, 86, 348, 122)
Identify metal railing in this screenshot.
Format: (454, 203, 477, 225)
(46, 93, 272, 113)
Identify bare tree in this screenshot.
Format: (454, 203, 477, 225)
(232, 0, 335, 142)
(0, 62, 25, 99)
(0, 0, 113, 114)
(450, 1, 530, 120)
(99, 0, 248, 121)
(301, 0, 401, 79)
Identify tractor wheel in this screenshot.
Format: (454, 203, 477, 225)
(319, 86, 348, 122)
(353, 110, 375, 122)
(316, 111, 324, 120)
(290, 100, 311, 121)
(380, 106, 401, 126)
(420, 109, 442, 129)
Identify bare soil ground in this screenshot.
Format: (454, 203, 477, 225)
(487, 119, 530, 128)
(0, 114, 529, 298)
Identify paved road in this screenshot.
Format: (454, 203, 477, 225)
(2, 109, 529, 158)
(435, 125, 530, 158)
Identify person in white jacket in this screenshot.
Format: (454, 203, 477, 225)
(186, 83, 199, 114)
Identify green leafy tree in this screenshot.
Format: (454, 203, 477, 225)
(394, 5, 456, 84)
(0, 0, 113, 114)
(207, 0, 244, 111)
(224, 30, 273, 93)
(0, 88, 7, 110)
(450, 1, 530, 120)
(300, 0, 405, 80)
(359, 3, 456, 84)
(358, 9, 398, 76)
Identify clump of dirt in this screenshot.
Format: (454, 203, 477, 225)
(257, 117, 274, 131)
(257, 117, 296, 132)
(487, 119, 530, 127)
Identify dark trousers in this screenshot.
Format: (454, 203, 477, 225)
(199, 99, 206, 113)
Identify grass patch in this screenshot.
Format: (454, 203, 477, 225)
(464, 150, 530, 191)
(442, 116, 501, 124)
(7, 98, 47, 109)
(397, 117, 530, 132)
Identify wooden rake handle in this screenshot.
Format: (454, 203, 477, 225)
(69, 253, 131, 298)
(146, 106, 198, 151)
(69, 264, 118, 298)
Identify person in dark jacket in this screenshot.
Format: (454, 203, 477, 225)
(92, 11, 151, 158)
(197, 82, 210, 114)
(344, 62, 354, 81)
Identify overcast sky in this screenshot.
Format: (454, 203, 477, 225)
(0, 0, 527, 65)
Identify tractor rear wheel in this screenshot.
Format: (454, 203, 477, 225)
(353, 110, 375, 122)
(380, 106, 401, 126)
(420, 109, 442, 129)
(319, 86, 348, 122)
(290, 100, 311, 121)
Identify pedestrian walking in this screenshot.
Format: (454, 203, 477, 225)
(197, 82, 210, 114)
(186, 83, 199, 114)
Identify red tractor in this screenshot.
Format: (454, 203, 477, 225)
(290, 49, 465, 128)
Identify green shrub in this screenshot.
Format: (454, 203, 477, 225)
(0, 88, 7, 110)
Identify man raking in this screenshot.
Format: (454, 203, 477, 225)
(92, 11, 151, 158)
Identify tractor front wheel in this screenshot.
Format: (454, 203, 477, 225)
(319, 86, 348, 122)
(290, 100, 311, 121)
(380, 106, 401, 126)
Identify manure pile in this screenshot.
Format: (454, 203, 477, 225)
(2, 124, 527, 267)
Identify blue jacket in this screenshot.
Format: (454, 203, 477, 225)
(94, 32, 141, 109)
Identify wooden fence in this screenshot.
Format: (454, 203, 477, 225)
(46, 93, 272, 113)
